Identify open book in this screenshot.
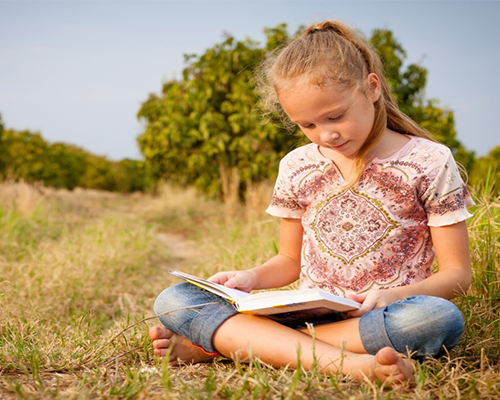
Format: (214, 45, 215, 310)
(169, 270, 361, 327)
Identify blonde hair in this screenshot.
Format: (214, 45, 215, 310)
(257, 20, 436, 188)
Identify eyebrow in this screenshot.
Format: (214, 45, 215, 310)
(292, 105, 347, 125)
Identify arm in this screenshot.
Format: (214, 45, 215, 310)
(349, 221, 472, 317)
(208, 218, 303, 291)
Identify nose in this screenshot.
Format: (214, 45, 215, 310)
(319, 129, 340, 144)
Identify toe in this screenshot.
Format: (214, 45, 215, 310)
(149, 325, 174, 341)
(153, 339, 171, 349)
(381, 364, 399, 376)
(149, 326, 162, 340)
(376, 347, 399, 366)
(169, 359, 180, 367)
(154, 347, 170, 357)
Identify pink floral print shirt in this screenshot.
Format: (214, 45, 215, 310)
(266, 137, 474, 297)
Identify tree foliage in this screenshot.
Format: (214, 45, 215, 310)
(138, 26, 302, 203)
(0, 123, 150, 192)
(0, 113, 6, 174)
(370, 29, 475, 171)
(138, 24, 480, 201)
(469, 146, 500, 197)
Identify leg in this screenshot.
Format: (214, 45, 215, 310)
(212, 313, 415, 384)
(150, 284, 414, 383)
(298, 296, 464, 360)
(299, 318, 366, 354)
(150, 282, 238, 364)
(359, 296, 464, 360)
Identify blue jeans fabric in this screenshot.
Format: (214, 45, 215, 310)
(154, 282, 237, 354)
(358, 295, 464, 359)
(154, 282, 464, 358)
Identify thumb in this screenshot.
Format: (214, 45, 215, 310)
(208, 272, 227, 284)
(347, 293, 365, 304)
(347, 293, 365, 318)
(224, 275, 241, 288)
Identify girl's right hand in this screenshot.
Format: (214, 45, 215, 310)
(208, 270, 257, 293)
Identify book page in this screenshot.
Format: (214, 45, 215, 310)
(238, 289, 360, 312)
(169, 270, 250, 303)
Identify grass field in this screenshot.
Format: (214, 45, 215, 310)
(0, 181, 499, 399)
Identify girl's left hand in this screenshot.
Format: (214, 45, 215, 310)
(346, 290, 403, 318)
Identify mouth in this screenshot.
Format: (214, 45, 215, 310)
(330, 142, 348, 150)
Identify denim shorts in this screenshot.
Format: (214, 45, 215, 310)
(154, 282, 464, 359)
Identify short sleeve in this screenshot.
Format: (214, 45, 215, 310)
(420, 149, 475, 227)
(265, 156, 305, 219)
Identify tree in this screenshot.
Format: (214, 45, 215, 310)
(44, 143, 87, 189)
(138, 24, 476, 201)
(117, 159, 151, 193)
(77, 154, 121, 192)
(0, 113, 5, 176)
(138, 26, 301, 204)
(370, 29, 475, 171)
(1, 129, 51, 182)
(0, 123, 150, 192)
(469, 146, 500, 197)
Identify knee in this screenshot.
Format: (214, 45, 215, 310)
(153, 282, 193, 316)
(153, 282, 202, 336)
(385, 296, 464, 358)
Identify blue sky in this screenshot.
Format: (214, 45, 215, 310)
(0, 0, 499, 160)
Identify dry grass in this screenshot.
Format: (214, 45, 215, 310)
(0, 181, 499, 399)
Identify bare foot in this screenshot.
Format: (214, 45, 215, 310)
(148, 325, 215, 365)
(370, 347, 416, 386)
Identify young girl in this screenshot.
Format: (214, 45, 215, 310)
(149, 20, 473, 385)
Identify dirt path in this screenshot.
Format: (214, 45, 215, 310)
(157, 232, 200, 266)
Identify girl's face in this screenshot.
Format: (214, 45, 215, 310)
(278, 74, 381, 161)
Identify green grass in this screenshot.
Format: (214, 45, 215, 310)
(0, 181, 499, 399)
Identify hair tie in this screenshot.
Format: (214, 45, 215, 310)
(309, 25, 342, 36)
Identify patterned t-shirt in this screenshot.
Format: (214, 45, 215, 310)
(266, 137, 474, 298)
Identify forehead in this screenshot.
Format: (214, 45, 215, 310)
(278, 82, 356, 120)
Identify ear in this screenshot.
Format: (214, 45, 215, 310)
(366, 73, 381, 102)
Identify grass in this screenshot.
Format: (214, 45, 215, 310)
(0, 180, 499, 399)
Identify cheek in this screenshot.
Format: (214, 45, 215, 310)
(365, 104, 376, 124)
(355, 111, 375, 132)
(299, 129, 314, 142)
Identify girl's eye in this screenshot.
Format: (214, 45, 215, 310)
(301, 124, 315, 129)
(329, 114, 344, 122)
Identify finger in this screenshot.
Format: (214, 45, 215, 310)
(207, 273, 220, 283)
(346, 293, 366, 318)
(208, 272, 229, 284)
(360, 297, 378, 314)
(226, 273, 252, 290)
(348, 293, 365, 303)
(224, 276, 240, 288)
(349, 297, 377, 318)
(347, 309, 365, 318)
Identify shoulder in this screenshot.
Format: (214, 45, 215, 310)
(386, 136, 455, 175)
(278, 143, 326, 174)
(407, 137, 457, 177)
(410, 137, 452, 156)
(407, 138, 473, 209)
(268, 145, 321, 217)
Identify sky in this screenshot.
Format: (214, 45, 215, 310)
(0, 0, 499, 161)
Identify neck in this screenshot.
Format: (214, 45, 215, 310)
(318, 129, 409, 180)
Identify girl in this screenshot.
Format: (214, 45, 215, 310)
(149, 20, 473, 385)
